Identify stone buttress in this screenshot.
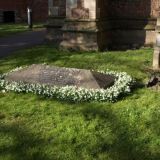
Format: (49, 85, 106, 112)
(46, 0, 160, 51)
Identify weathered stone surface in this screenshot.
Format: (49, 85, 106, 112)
(60, 20, 99, 51)
(5, 64, 115, 90)
(71, 0, 89, 19)
(46, 17, 65, 44)
(153, 9, 160, 70)
(47, 0, 160, 50)
(153, 47, 160, 69)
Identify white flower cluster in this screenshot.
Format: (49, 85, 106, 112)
(0, 67, 134, 102)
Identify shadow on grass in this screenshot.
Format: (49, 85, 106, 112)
(81, 104, 160, 160)
(0, 122, 53, 160)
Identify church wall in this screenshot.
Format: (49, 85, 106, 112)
(46, 0, 160, 50)
(97, 0, 160, 49)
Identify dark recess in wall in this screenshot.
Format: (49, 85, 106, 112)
(3, 11, 15, 23)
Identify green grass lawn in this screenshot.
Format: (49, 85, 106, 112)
(0, 45, 160, 160)
(0, 23, 44, 37)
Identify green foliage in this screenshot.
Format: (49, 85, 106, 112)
(0, 45, 159, 160)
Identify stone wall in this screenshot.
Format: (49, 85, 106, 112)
(47, 0, 160, 50)
(46, 0, 66, 43)
(59, 0, 99, 50)
(97, 0, 160, 49)
(49, 0, 66, 16)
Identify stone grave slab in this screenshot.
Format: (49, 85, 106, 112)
(5, 64, 115, 89)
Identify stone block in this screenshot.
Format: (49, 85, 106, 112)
(46, 17, 65, 44)
(84, 0, 96, 19)
(153, 47, 160, 69)
(5, 64, 115, 90)
(49, 7, 59, 16)
(60, 20, 99, 51)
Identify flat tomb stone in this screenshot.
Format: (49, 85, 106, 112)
(5, 64, 115, 90)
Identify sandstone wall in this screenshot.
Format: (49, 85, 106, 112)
(97, 0, 160, 49)
(49, 0, 66, 16)
(47, 0, 160, 50)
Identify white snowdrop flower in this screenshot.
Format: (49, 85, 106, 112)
(0, 68, 134, 102)
(1, 90, 6, 93)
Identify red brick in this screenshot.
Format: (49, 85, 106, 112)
(0, 0, 48, 22)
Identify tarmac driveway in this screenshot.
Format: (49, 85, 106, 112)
(0, 29, 46, 58)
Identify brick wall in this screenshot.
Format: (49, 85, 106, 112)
(0, 0, 48, 22)
(31, 1, 48, 21)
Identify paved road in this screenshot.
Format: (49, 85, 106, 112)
(0, 29, 46, 58)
